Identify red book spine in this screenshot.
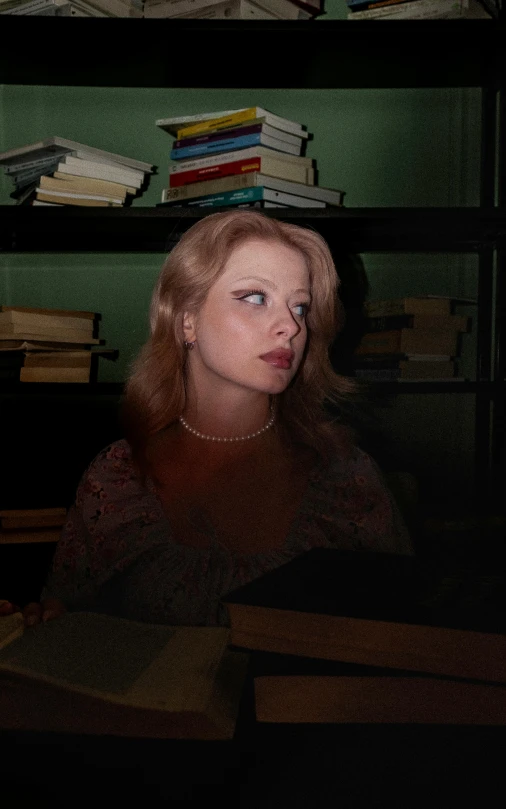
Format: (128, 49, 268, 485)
(169, 157, 262, 188)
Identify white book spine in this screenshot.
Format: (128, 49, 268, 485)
(0, 312, 94, 331)
(262, 188, 325, 208)
(255, 133, 301, 156)
(3, 0, 68, 12)
(348, 0, 490, 18)
(252, 0, 311, 17)
(169, 146, 310, 173)
(36, 187, 124, 204)
(144, 0, 227, 16)
(176, 0, 280, 18)
(76, 0, 140, 15)
(59, 157, 144, 187)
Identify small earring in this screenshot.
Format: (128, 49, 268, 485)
(184, 340, 196, 350)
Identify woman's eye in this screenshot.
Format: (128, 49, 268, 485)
(294, 303, 308, 317)
(242, 292, 266, 305)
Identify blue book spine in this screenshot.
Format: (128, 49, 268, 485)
(184, 187, 265, 208)
(170, 133, 263, 161)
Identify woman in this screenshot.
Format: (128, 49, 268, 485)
(22, 209, 411, 627)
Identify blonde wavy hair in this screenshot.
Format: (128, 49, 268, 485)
(122, 209, 357, 465)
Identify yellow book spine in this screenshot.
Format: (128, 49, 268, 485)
(176, 108, 256, 140)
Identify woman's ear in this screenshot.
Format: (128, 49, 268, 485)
(182, 311, 197, 344)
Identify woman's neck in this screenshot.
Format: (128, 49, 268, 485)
(181, 390, 273, 441)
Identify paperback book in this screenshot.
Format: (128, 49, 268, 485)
(160, 185, 326, 209)
(347, 0, 492, 18)
(170, 130, 303, 160)
(161, 172, 344, 206)
(168, 147, 315, 187)
(156, 106, 308, 139)
(0, 612, 248, 739)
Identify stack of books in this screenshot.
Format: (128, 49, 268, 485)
(351, 296, 472, 382)
(0, 306, 118, 383)
(0, 508, 67, 545)
(0, 0, 142, 15)
(156, 106, 345, 210)
(0, 136, 154, 207)
(143, 0, 323, 19)
(345, 0, 494, 19)
(222, 547, 506, 726)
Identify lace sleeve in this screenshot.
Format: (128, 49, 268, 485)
(41, 440, 166, 610)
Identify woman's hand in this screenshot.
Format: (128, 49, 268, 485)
(0, 599, 20, 617)
(22, 597, 67, 627)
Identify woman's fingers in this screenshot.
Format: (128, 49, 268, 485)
(0, 600, 20, 617)
(41, 597, 67, 622)
(23, 602, 43, 627)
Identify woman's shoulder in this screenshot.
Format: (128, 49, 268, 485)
(84, 438, 134, 475)
(76, 439, 138, 501)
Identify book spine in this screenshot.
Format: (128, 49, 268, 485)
(165, 186, 267, 208)
(169, 157, 269, 187)
(171, 132, 265, 159)
(8, 164, 62, 189)
(169, 156, 311, 187)
(364, 314, 470, 333)
(355, 330, 459, 356)
(346, 0, 414, 8)
(263, 188, 325, 208)
(348, 0, 488, 17)
(0, 313, 94, 332)
(163, 172, 260, 201)
(3, 152, 70, 174)
(144, 0, 236, 14)
(36, 187, 124, 204)
(169, 145, 313, 170)
(176, 108, 257, 140)
(170, 132, 299, 161)
(173, 123, 262, 149)
(253, 0, 311, 17)
(166, 186, 325, 209)
(173, 122, 301, 149)
(57, 160, 143, 188)
(364, 299, 452, 317)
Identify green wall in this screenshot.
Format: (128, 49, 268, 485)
(0, 1, 484, 508)
(0, 82, 481, 381)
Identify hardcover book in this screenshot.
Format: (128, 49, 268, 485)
(250, 651, 506, 725)
(222, 547, 506, 683)
(0, 612, 248, 739)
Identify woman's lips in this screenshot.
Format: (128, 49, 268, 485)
(260, 350, 294, 370)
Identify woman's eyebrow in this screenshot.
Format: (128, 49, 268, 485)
(233, 276, 311, 297)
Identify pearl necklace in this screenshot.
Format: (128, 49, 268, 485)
(179, 407, 275, 443)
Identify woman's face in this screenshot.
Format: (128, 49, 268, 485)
(184, 238, 311, 398)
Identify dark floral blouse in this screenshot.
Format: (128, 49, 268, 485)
(42, 439, 412, 626)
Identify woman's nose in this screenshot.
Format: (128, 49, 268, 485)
(273, 308, 301, 338)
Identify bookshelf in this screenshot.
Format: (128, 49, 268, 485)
(0, 17, 505, 521)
